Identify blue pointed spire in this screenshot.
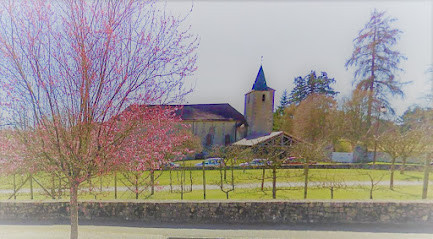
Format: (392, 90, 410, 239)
(252, 66, 268, 91)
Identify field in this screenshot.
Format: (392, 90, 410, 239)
(0, 166, 431, 201)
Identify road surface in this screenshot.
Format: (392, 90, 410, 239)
(0, 223, 432, 239)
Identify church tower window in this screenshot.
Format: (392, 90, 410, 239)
(262, 94, 266, 102)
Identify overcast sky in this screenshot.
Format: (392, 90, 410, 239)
(166, 0, 432, 117)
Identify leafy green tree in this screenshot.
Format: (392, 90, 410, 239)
(399, 106, 433, 198)
(341, 90, 369, 149)
(289, 71, 338, 105)
(346, 9, 407, 127)
(400, 106, 433, 131)
(273, 103, 296, 133)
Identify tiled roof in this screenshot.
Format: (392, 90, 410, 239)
(176, 104, 246, 123)
(125, 104, 246, 124)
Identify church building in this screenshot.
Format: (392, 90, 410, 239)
(177, 66, 296, 152)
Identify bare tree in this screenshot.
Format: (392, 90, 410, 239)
(357, 169, 387, 200)
(0, 1, 198, 238)
(317, 173, 347, 200)
(290, 141, 327, 199)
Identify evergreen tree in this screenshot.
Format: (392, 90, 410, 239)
(289, 71, 338, 105)
(276, 89, 290, 115)
(345, 9, 406, 127)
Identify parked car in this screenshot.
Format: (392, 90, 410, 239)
(163, 162, 180, 168)
(282, 156, 317, 165)
(239, 159, 272, 167)
(282, 156, 300, 165)
(195, 158, 224, 167)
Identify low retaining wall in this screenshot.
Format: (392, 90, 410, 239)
(1, 200, 433, 225)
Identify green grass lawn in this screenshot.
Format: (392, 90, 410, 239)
(0, 167, 431, 201)
(94, 168, 425, 188)
(0, 168, 426, 190)
(3, 184, 432, 201)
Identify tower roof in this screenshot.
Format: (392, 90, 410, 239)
(252, 66, 272, 91)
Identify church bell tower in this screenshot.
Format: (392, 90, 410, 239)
(244, 66, 275, 137)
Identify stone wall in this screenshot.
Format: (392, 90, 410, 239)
(0, 200, 432, 225)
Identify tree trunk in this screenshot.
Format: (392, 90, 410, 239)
(261, 168, 265, 191)
(51, 174, 56, 199)
(303, 164, 309, 199)
(114, 172, 117, 199)
(59, 176, 62, 199)
(400, 157, 407, 174)
(366, 89, 373, 128)
(29, 174, 33, 200)
(169, 168, 173, 193)
(13, 174, 16, 200)
(180, 168, 184, 200)
(422, 155, 431, 199)
(70, 182, 79, 239)
(150, 170, 154, 195)
(135, 174, 139, 200)
(366, 29, 376, 129)
(202, 162, 206, 200)
(189, 169, 193, 192)
(390, 157, 396, 190)
(330, 186, 334, 199)
(372, 141, 377, 167)
(272, 165, 277, 199)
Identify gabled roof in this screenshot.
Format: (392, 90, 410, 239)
(175, 104, 246, 123)
(252, 66, 273, 91)
(124, 104, 246, 124)
(233, 131, 300, 147)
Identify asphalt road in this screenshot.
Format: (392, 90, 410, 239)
(0, 223, 432, 239)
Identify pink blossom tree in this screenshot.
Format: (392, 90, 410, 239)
(114, 105, 199, 199)
(0, 0, 198, 238)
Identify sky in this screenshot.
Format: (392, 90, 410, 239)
(166, 0, 432, 117)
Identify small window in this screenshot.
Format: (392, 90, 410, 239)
(262, 94, 266, 102)
(225, 134, 231, 146)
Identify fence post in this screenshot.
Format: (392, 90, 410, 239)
(202, 161, 206, 200)
(29, 174, 33, 200)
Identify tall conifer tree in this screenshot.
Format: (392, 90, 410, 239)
(346, 9, 406, 127)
